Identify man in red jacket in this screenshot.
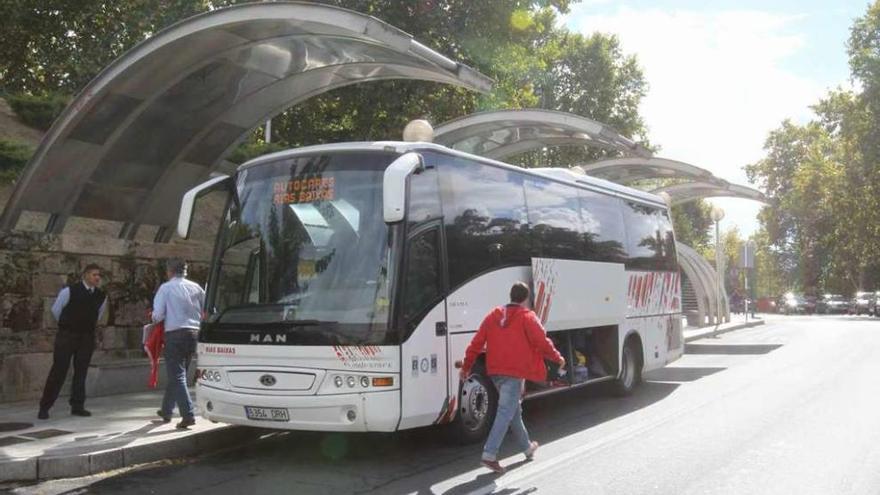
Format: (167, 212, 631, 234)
(460, 282, 566, 474)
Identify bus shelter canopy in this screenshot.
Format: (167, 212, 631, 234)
(652, 181, 768, 206)
(432, 109, 651, 161)
(576, 157, 717, 184)
(0, 1, 491, 239)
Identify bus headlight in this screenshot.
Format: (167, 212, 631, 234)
(321, 373, 396, 393)
(197, 368, 222, 382)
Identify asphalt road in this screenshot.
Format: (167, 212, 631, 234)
(15, 315, 880, 495)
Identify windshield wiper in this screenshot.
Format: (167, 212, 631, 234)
(280, 319, 326, 327)
(210, 319, 337, 328)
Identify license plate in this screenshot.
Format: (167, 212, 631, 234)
(244, 406, 290, 422)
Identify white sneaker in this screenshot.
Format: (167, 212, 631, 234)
(525, 441, 539, 460)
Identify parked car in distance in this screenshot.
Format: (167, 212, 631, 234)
(781, 293, 814, 314)
(850, 291, 876, 315)
(818, 294, 850, 314)
(804, 295, 818, 314)
(756, 296, 777, 313)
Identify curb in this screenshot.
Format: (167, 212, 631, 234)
(684, 319, 765, 343)
(0, 424, 262, 482)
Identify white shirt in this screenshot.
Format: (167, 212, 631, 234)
(152, 276, 205, 332)
(51, 281, 107, 322)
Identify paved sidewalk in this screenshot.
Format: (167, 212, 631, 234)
(0, 390, 261, 482)
(683, 316, 766, 342)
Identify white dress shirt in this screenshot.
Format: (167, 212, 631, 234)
(152, 276, 206, 332)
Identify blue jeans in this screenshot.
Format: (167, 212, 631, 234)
(161, 329, 198, 419)
(482, 375, 531, 461)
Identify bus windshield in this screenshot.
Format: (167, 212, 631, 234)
(205, 151, 399, 345)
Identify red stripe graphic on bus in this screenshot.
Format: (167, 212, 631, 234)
(533, 259, 558, 325)
(627, 271, 681, 315)
(332, 345, 383, 366)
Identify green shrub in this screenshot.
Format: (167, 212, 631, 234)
(0, 138, 34, 183)
(227, 141, 287, 164)
(6, 92, 70, 131)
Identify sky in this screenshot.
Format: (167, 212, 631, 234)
(564, 0, 870, 239)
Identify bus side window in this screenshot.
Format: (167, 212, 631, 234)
(580, 191, 628, 263)
(400, 228, 443, 339)
(623, 201, 671, 271)
(407, 166, 442, 228)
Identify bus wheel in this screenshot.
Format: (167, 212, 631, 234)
(452, 374, 497, 444)
(613, 338, 642, 397)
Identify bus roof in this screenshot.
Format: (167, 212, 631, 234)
(239, 141, 668, 208)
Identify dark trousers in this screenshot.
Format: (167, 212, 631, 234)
(39, 330, 95, 411)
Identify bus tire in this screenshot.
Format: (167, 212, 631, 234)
(451, 373, 497, 444)
(613, 337, 642, 397)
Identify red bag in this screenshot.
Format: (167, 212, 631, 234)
(143, 322, 165, 388)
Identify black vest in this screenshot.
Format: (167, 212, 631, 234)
(57, 283, 106, 333)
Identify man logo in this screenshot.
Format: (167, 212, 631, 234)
(250, 333, 287, 344)
(260, 374, 277, 387)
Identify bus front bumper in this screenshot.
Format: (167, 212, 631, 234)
(196, 385, 400, 432)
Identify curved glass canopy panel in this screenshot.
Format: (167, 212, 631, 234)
(0, 2, 492, 238)
(577, 157, 717, 185)
(433, 109, 650, 161)
(652, 181, 768, 206)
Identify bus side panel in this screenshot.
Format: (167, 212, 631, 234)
(399, 302, 449, 430)
(625, 315, 677, 372)
(446, 266, 532, 419)
(531, 258, 626, 330)
(625, 270, 684, 371)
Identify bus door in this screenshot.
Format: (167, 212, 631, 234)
(398, 221, 450, 429)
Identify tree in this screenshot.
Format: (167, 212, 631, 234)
(747, 1, 880, 296)
(747, 121, 842, 295)
(0, 1, 210, 94)
(670, 200, 712, 253)
(0, 1, 650, 174)
(752, 228, 789, 298)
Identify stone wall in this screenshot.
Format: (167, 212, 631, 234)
(0, 230, 213, 403)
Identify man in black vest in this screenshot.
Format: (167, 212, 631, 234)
(38, 264, 107, 419)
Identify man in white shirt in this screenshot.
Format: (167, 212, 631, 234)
(152, 258, 205, 429)
(38, 264, 107, 419)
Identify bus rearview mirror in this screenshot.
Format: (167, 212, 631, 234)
(383, 152, 424, 223)
(177, 175, 232, 239)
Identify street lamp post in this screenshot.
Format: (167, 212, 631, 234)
(744, 239, 757, 322)
(711, 206, 725, 326)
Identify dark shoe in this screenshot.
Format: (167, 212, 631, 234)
(480, 459, 505, 474)
(156, 410, 171, 423)
(176, 417, 196, 429)
(70, 408, 91, 417)
(37, 409, 49, 420)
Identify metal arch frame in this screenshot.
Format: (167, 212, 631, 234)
(433, 109, 651, 161)
(676, 245, 711, 324)
(576, 157, 718, 185)
(0, 1, 492, 237)
(652, 181, 768, 206)
(676, 241, 729, 325)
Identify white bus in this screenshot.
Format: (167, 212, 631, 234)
(179, 138, 683, 442)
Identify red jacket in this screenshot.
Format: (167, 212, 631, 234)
(462, 304, 563, 382)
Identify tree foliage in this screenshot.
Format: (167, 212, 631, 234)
(0, 1, 649, 167)
(671, 200, 712, 253)
(747, 0, 880, 295)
